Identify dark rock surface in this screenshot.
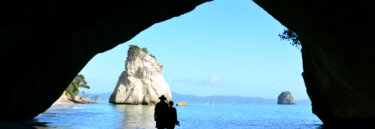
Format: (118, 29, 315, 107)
(1, 0, 375, 127)
(254, 0, 375, 126)
(0, 0, 210, 122)
(277, 91, 295, 104)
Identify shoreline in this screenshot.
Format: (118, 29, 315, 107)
(53, 95, 97, 105)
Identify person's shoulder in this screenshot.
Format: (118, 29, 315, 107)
(156, 102, 162, 106)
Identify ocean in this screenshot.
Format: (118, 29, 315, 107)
(34, 102, 322, 129)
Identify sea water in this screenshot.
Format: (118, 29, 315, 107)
(34, 102, 322, 129)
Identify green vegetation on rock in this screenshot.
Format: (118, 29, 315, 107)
(129, 45, 141, 51)
(141, 47, 148, 54)
(150, 54, 156, 59)
(81, 90, 88, 99)
(129, 45, 155, 58)
(65, 74, 90, 98)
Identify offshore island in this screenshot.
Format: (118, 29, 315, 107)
(109, 45, 173, 105)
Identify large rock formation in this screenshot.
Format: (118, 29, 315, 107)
(277, 91, 295, 104)
(109, 46, 172, 105)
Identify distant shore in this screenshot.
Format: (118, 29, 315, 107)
(53, 95, 97, 105)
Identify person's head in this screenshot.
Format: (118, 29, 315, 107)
(159, 95, 167, 102)
(169, 101, 174, 107)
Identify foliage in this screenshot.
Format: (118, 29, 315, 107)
(65, 74, 90, 98)
(129, 45, 141, 51)
(150, 54, 156, 59)
(129, 45, 156, 58)
(62, 91, 70, 98)
(81, 90, 88, 99)
(141, 47, 149, 54)
(279, 29, 301, 48)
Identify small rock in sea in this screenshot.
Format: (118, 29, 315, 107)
(277, 91, 295, 104)
(176, 102, 187, 106)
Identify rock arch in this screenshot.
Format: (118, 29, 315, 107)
(0, 0, 374, 127)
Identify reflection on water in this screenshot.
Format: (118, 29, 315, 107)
(113, 104, 155, 128)
(34, 102, 322, 129)
(34, 102, 157, 129)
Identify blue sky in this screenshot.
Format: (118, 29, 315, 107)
(79, 0, 308, 100)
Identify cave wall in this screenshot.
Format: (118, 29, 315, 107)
(254, 0, 375, 126)
(1, 0, 375, 126)
(0, 0, 211, 121)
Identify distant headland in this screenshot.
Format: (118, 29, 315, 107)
(53, 74, 97, 105)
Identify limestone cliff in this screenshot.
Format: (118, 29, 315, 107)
(109, 46, 172, 105)
(277, 91, 295, 104)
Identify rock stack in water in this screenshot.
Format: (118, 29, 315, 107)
(109, 45, 172, 105)
(277, 91, 295, 104)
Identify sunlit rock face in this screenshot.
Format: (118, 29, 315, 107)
(277, 91, 295, 104)
(109, 47, 172, 105)
(254, 0, 375, 126)
(0, 0, 210, 121)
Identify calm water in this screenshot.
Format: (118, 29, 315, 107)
(34, 102, 322, 129)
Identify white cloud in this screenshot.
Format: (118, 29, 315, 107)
(209, 75, 220, 84)
(172, 75, 221, 85)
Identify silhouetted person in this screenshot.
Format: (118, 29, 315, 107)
(168, 101, 180, 129)
(155, 95, 170, 129)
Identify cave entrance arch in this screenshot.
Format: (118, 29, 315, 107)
(81, 0, 309, 102)
(2, 0, 374, 128)
(61, 0, 318, 128)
